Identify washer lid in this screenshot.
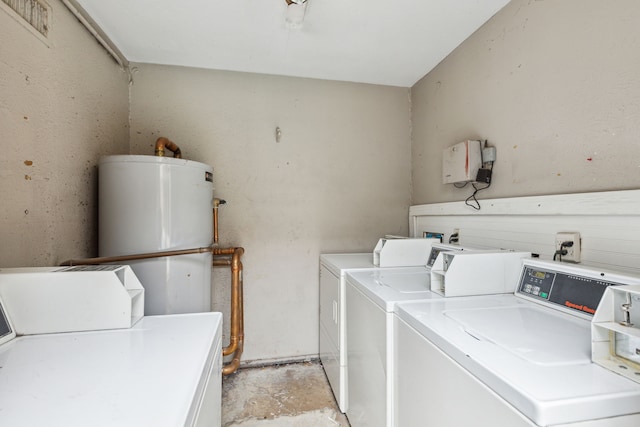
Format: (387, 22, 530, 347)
(346, 267, 440, 311)
(320, 253, 375, 276)
(0, 312, 222, 427)
(444, 305, 591, 366)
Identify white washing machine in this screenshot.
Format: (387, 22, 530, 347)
(0, 297, 223, 426)
(320, 244, 464, 414)
(345, 266, 442, 427)
(394, 259, 640, 427)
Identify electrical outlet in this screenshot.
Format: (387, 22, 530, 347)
(555, 232, 581, 263)
(450, 228, 460, 244)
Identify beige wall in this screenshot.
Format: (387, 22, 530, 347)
(0, 0, 130, 267)
(128, 64, 411, 361)
(411, 0, 640, 204)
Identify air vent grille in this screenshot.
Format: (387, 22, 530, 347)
(2, 0, 49, 37)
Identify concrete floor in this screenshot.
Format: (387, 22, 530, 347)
(222, 361, 350, 427)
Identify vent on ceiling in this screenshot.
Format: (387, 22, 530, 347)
(2, 0, 49, 37)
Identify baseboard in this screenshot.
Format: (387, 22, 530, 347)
(235, 354, 321, 369)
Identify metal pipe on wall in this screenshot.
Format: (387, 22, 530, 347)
(61, 0, 129, 69)
(60, 247, 213, 266)
(217, 247, 244, 375)
(213, 198, 226, 244)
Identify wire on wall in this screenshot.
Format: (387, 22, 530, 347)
(464, 140, 495, 210)
(465, 161, 494, 210)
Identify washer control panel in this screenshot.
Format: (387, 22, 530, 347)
(516, 261, 629, 318)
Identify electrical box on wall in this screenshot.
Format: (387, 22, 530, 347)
(442, 140, 482, 184)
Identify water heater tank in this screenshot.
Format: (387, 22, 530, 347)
(99, 155, 214, 315)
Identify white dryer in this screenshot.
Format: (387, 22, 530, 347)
(394, 260, 640, 427)
(320, 253, 377, 413)
(345, 266, 441, 427)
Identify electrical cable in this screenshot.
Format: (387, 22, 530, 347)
(553, 241, 574, 261)
(464, 161, 494, 210)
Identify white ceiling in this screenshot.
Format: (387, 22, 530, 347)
(73, 0, 510, 87)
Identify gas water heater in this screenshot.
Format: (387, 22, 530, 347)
(98, 155, 214, 315)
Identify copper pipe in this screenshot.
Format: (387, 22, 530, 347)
(222, 338, 244, 375)
(222, 248, 243, 358)
(60, 246, 213, 266)
(213, 198, 226, 244)
(213, 247, 237, 256)
(222, 247, 244, 375)
(154, 137, 182, 158)
(214, 207, 218, 244)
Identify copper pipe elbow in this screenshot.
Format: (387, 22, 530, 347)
(154, 137, 182, 158)
(222, 338, 244, 376)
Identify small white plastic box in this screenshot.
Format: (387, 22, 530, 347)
(0, 265, 144, 335)
(373, 238, 440, 267)
(430, 250, 531, 296)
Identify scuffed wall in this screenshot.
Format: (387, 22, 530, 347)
(411, 0, 640, 204)
(0, 0, 130, 267)
(128, 64, 411, 361)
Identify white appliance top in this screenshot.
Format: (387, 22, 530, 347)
(99, 154, 213, 171)
(0, 312, 222, 427)
(320, 253, 376, 277)
(346, 267, 441, 312)
(397, 294, 640, 426)
(320, 244, 455, 277)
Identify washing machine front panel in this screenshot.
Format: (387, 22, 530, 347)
(346, 282, 387, 427)
(345, 266, 443, 427)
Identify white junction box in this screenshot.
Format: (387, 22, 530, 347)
(373, 237, 440, 267)
(592, 284, 640, 383)
(442, 140, 482, 184)
(430, 250, 531, 296)
(0, 265, 144, 335)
